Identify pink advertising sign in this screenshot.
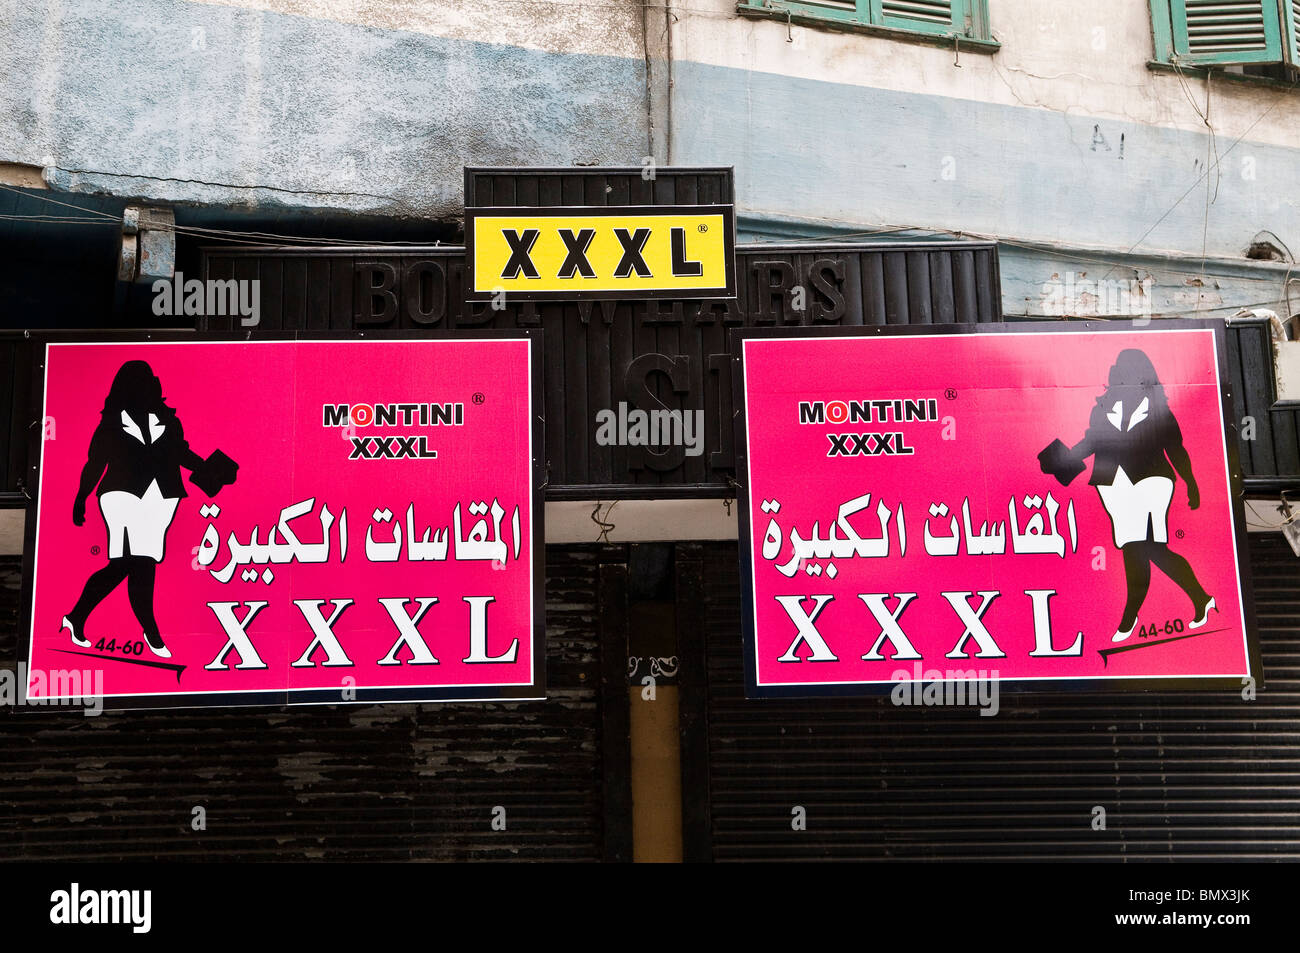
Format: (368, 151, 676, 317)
(732, 323, 1261, 697)
(21, 333, 544, 708)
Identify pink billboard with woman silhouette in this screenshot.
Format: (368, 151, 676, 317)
(23, 334, 543, 708)
(733, 323, 1260, 697)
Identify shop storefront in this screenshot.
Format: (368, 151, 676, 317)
(2, 167, 1297, 862)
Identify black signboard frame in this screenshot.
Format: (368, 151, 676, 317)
(463, 203, 737, 302)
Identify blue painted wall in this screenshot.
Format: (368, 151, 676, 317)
(672, 60, 1300, 267)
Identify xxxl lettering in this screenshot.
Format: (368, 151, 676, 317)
(557, 228, 597, 279)
(501, 229, 540, 279)
(204, 598, 514, 670)
(613, 228, 652, 278)
(826, 432, 915, 456)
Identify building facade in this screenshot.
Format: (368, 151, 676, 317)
(1, 0, 1298, 861)
(4, 1, 1298, 319)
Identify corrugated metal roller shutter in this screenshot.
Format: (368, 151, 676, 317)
(0, 331, 30, 505)
(0, 545, 609, 861)
(700, 535, 1300, 860)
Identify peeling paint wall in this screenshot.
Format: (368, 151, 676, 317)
(0, 0, 1295, 317)
(669, 0, 1300, 317)
(0, 0, 652, 219)
(675, 1, 1300, 149)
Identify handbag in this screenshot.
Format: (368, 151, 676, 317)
(189, 449, 239, 497)
(1037, 438, 1085, 486)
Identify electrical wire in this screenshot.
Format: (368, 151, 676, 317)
(1246, 517, 1294, 529)
(3, 144, 1296, 301)
(0, 182, 121, 220)
(0, 213, 118, 225)
(162, 223, 444, 247)
(748, 222, 1296, 292)
(2, 197, 1295, 311)
(0, 181, 451, 246)
(1003, 299, 1294, 320)
(1099, 88, 1285, 282)
(1245, 504, 1298, 530)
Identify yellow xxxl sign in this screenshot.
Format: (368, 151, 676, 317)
(466, 204, 736, 300)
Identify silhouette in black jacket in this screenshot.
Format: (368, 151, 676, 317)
(63, 360, 218, 659)
(1050, 349, 1215, 641)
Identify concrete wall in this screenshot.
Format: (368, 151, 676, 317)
(688, 61, 1299, 261)
(1, 0, 1295, 318)
(0, 0, 653, 220)
(670, 0, 1300, 317)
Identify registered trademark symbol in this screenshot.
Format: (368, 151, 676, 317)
(697, 224, 708, 233)
(1176, 529, 1185, 539)
(944, 388, 957, 400)
(90, 546, 99, 555)
(472, 393, 485, 404)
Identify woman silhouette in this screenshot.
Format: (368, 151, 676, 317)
(63, 360, 215, 659)
(1060, 349, 1215, 642)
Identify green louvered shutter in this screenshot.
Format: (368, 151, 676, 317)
(878, 0, 968, 36)
(1170, 0, 1284, 64)
(1283, 1, 1300, 69)
(755, 0, 991, 40)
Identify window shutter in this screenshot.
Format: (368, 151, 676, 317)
(1170, 0, 1284, 64)
(1283, 1, 1300, 69)
(879, 0, 967, 37)
(751, 0, 991, 42)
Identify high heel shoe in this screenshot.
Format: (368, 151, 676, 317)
(61, 616, 91, 648)
(1112, 622, 1136, 643)
(143, 630, 171, 659)
(1189, 596, 1218, 629)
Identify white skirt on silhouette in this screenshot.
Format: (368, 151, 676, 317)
(1096, 465, 1174, 548)
(98, 479, 179, 561)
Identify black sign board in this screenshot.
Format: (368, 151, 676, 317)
(200, 241, 1001, 497)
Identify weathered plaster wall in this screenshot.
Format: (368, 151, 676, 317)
(673, 0, 1300, 148)
(2, 0, 1295, 317)
(190, 0, 648, 59)
(0, 0, 652, 218)
(693, 60, 1299, 260)
(691, 57, 1300, 317)
(669, 0, 1300, 263)
(669, 0, 1300, 317)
